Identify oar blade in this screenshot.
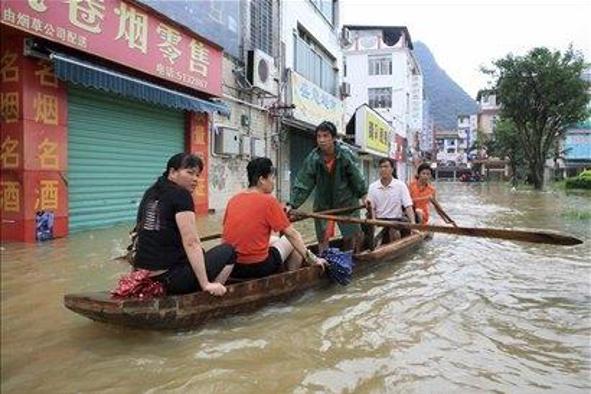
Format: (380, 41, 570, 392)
(443, 226, 583, 246)
(296, 211, 584, 247)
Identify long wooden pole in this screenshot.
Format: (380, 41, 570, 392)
(430, 197, 458, 227)
(292, 211, 583, 246)
(199, 204, 366, 243)
(113, 204, 366, 263)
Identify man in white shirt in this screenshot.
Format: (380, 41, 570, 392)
(366, 158, 416, 245)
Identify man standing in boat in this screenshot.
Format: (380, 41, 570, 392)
(366, 158, 416, 245)
(288, 121, 367, 253)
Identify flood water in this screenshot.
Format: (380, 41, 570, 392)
(1, 182, 590, 393)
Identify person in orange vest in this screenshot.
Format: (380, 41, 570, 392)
(408, 163, 438, 224)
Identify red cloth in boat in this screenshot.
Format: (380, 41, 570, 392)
(111, 269, 165, 299)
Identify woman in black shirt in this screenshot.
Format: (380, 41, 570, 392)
(134, 153, 234, 296)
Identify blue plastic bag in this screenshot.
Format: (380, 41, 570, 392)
(321, 248, 354, 286)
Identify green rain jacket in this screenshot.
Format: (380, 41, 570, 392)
(291, 141, 367, 212)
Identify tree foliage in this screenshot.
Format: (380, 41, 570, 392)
(485, 119, 526, 184)
(484, 47, 590, 189)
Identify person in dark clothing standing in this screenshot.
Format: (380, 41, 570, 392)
(134, 153, 234, 296)
(289, 121, 367, 253)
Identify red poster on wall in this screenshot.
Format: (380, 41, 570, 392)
(188, 112, 209, 214)
(1, 0, 222, 96)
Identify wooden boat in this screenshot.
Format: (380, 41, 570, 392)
(64, 232, 428, 330)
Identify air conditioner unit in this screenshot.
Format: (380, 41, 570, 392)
(247, 49, 277, 95)
(340, 82, 351, 98)
(214, 127, 240, 156)
(240, 135, 252, 158)
(251, 137, 266, 158)
(341, 27, 353, 47)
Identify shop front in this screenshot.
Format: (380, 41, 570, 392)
(346, 104, 392, 184)
(1, 0, 228, 241)
(282, 70, 344, 201)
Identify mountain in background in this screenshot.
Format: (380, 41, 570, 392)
(414, 41, 479, 130)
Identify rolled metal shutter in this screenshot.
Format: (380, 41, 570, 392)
(68, 86, 185, 232)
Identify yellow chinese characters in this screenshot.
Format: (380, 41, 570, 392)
(1, 136, 20, 168)
(1, 50, 19, 83)
(34, 60, 58, 87)
(67, 0, 105, 33)
(156, 23, 182, 64)
(193, 124, 206, 145)
(114, 3, 148, 54)
(190, 39, 210, 78)
(1, 92, 19, 123)
(0, 181, 20, 213)
(195, 178, 207, 198)
(38, 138, 58, 169)
(35, 180, 59, 210)
(33, 93, 58, 125)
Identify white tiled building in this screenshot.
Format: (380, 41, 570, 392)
(343, 25, 423, 181)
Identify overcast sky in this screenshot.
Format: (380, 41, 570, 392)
(340, 0, 591, 98)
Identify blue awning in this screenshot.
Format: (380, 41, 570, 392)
(50, 52, 230, 116)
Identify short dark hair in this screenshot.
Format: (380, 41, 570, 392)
(378, 158, 395, 168)
(163, 153, 203, 177)
(417, 162, 434, 177)
(315, 121, 337, 137)
(247, 157, 275, 187)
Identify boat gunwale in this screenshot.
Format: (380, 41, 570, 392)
(64, 232, 428, 329)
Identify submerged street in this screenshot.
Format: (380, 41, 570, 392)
(1, 182, 590, 393)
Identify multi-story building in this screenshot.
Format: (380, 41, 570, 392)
(547, 67, 591, 179)
(277, 0, 344, 202)
(0, 0, 238, 241)
(343, 25, 422, 182)
(476, 89, 500, 140)
(206, 0, 279, 212)
(457, 114, 477, 160)
(420, 97, 435, 160)
(0, 0, 285, 241)
(435, 130, 467, 166)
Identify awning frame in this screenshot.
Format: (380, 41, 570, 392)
(50, 52, 230, 116)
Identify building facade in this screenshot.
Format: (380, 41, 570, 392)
(0, 0, 236, 241)
(342, 25, 422, 182)
(207, 0, 278, 212)
(0, 0, 282, 242)
(476, 89, 500, 140)
(420, 97, 435, 159)
(435, 130, 467, 165)
(457, 114, 477, 160)
(277, 0, 344, 202)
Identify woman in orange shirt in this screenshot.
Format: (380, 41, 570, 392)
(223, 157, 326, 279)
(408, 163, 438, 224)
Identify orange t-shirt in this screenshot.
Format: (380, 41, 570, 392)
(222, 192, 291, 264)
(408, 180, 436, 223)
(324, 155, 336, 174)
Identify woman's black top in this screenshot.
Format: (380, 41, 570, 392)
(134, 179, 194, 271)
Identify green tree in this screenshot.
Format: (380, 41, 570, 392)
(484, 47, 590, 189)
(485, 119, 525, 185)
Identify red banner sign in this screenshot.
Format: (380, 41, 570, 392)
(1, 0, 222, 96)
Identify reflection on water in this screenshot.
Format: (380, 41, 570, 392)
(1, 183, 590, 393)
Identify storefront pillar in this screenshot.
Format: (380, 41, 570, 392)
(1, 29, 68, 242)
(186, 112, 209, 215)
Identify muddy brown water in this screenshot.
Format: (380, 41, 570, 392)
(1, 183, 590, 393)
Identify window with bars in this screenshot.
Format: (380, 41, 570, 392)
(250, 0, 273, 56)
(368, 55, 392, 76)
(309, 0, 334, 25)
(368, 87, 392, 108)
(294, 34, 337, 95)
